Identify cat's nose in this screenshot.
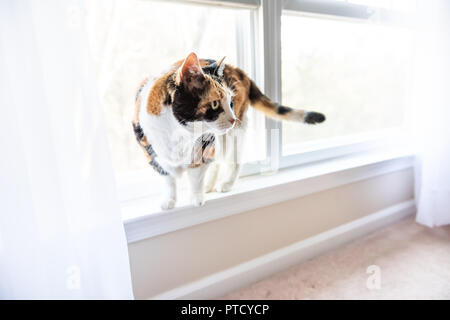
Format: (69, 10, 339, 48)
(229, 118, 236, 125)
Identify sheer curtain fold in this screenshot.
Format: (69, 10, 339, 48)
(413, 0, 450, 227)
(0, 0, 133, 299)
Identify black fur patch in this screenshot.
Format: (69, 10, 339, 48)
(203, 59, 216, 65)
(235, 68, 246, 81)
(172, 84, 203, 125)
(145, 143, 169, 176)
(149, 159, 169, 176)
(277, 105, 292, 115)
(203, 105, 224, 122)
(198, 133, 215, 149)
(202, 59, 217, 75)
(145, 144, 157, 158)
(202, 60, 225, 84)
(132, 122, 145, 141)
(163, 92, 172, 105)
(171, 80, 226, 124)
(304, 112, 326, 124)
(132, 122, 169, 176)
(167, 77, 177, 92)
(249, 80, 263, 102)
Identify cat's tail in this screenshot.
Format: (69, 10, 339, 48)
(248, 80, 326, 124)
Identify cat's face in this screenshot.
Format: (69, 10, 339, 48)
(172, 53, 236, 135)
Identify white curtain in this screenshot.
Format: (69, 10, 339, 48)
(413, 0, 450, 227)
(0, 0, 134, 299)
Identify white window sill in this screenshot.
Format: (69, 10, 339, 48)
(122, 148, 414, 243)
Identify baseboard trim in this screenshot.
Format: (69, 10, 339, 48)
(150, 199, 416, 300)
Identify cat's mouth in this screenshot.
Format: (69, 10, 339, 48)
(214, 121, 236, 135)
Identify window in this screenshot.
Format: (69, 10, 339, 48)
(277, 0, 415, 167)
(281, 13, 413, 155)
(84, 0, 415, 202)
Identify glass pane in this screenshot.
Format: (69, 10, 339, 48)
(84, 0, 258, 177)
(348, 0, 417, 12)
(281, 14, 413, 153)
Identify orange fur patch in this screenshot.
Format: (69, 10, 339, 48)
(133, 77, 148, 123)
(146, 75, 169, 116)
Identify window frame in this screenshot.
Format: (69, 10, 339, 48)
(255, 0, 413, 173)
(114, 0, 413, 202)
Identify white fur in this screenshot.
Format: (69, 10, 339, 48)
(187, 163, 211, 207)
(161, 176, 176, 210)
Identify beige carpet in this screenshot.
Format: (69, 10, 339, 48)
(222, 217, 450, 300)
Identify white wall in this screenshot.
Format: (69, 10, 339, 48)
(128, 168, 414, 299)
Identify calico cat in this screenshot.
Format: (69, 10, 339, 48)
(133, 52, 325, 209)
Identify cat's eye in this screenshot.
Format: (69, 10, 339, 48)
(211, 100, 219, 110)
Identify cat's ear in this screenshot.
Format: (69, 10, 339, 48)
(216, 56, 226, 77)
(177, 52, 205, 90)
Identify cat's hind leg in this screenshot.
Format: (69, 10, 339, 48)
(204, 162, 221, 193)
(216, 163, 242, 193)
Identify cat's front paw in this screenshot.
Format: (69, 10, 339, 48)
(192, 194, 205, 207)
(204, 182, 216, 193)
(216, 182, 233, 193)
(161, 198, 176, 210)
